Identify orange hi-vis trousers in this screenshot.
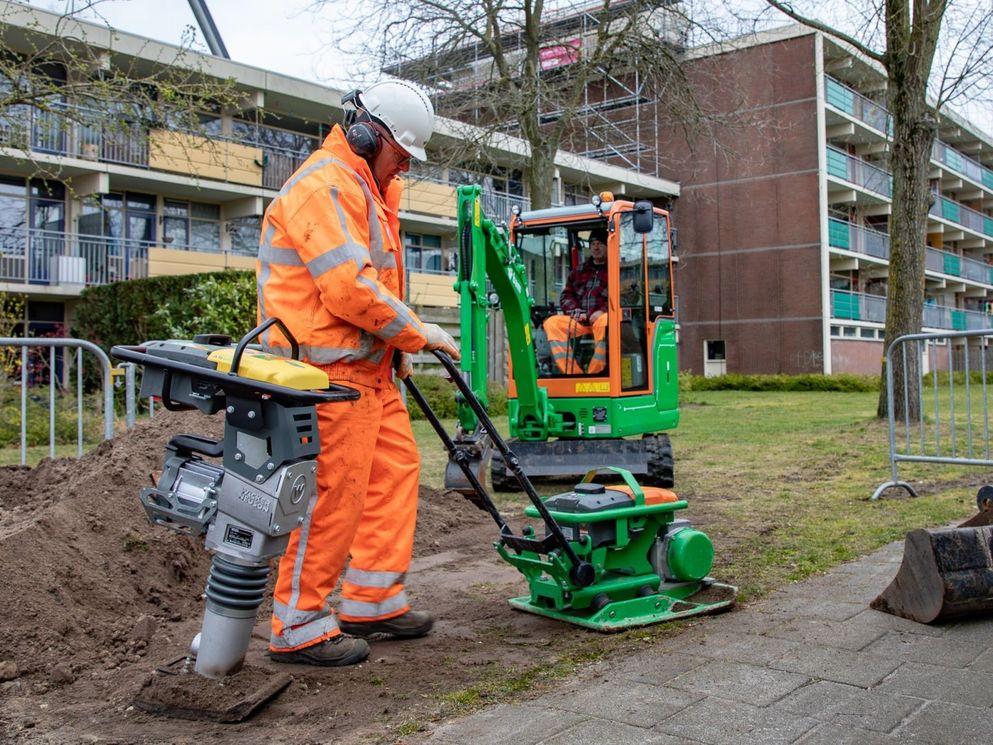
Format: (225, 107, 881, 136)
(270, 381, 419, 652)
(543, 313, 608, 375)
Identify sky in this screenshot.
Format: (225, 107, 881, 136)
(26, 0, 993, 138)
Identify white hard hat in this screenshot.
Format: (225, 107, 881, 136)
(360, 81, 435, 161)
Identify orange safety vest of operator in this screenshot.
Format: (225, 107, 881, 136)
(256, 124, 427, 382)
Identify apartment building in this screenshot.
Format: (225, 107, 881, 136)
(657, 26, 993, 375)
(0, 3, 678, 335)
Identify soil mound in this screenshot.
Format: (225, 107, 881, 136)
(0, 411, 493, 690)
(0, 410, 221, 684)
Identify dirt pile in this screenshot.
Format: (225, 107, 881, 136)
(0, 410, 496, 693)
(0, 410, 221, 686)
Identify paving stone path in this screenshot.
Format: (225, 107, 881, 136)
(422, 541, 993, 744)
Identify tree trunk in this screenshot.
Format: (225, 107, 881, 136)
(527, 143, 556, 210)
(876, 84, 937, 421)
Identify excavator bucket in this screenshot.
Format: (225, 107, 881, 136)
(442, 430, 493, 500)
(871, 525, 993, 624)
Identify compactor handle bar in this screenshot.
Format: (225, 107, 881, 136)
(410, 350, 595, 588)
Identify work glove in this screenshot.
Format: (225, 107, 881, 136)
(396, 351, 414, 379)
(422, 323, 461, 361)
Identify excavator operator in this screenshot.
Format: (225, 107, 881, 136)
(542, 229, 609, 375)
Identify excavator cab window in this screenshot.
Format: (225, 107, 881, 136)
(618, 213, 649, 391)
(647, 214, 674, 320)
(517, 222, 611, 379)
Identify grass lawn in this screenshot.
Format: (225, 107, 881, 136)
(413, 388, 985, 600)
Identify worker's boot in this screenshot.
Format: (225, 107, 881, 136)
(269, 634, 370, 666)
(339, 610, 434, 639)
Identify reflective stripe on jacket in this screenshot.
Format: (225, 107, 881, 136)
(257, 125, 427, 387)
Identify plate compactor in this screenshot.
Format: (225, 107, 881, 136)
(405, 351, 735, 631)
(112, 319, 358, 720)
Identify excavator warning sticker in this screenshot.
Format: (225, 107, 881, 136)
(576, 382, 610, 393)
(474, 199, 481, 226)
(524, 325, 531, 345)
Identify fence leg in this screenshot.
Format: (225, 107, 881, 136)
(77, 347, 83, 458)
(20, 346, 26, 466)
(125, 363, 136, 430)
(49, 346, 57, 459)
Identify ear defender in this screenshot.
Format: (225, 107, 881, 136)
(345, 121, 380, 159)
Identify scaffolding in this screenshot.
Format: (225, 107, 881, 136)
(386, 1, 687, 181)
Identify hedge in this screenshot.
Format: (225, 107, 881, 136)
(405, 373, 508, 420)
(680, 373, 879, 392)
(73, 271, 257, 350)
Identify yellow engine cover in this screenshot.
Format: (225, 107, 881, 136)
(208, 348, 329, 391)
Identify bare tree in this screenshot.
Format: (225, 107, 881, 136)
(0, 0, 241, 186)
(314, 0, 730, 209)
(761, 0, 993, 419)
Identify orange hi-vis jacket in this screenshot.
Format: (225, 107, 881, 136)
(256, 125, 427, 387)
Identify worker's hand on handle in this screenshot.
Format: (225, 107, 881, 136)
(423, 323, 461, 361)
(396, 352, 414, 379)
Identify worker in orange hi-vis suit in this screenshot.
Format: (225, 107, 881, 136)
(543, 229, 610, 375)
(257, 81, 460, 667)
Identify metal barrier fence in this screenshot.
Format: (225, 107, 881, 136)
(0, 338, 115, 464)
(873, 329, 993, 499)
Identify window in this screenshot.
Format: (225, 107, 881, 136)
(163, 199, 221, 251)
(78, 192, 155, 243)
(706, 340, 726, 361)
(647, 215, 673, 320)
(404, 232, 444, 273)
(618, 213, 647, 391)
(229, 216, 262, 255)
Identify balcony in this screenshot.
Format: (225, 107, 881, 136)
(829, 218, 993, 285)
(831, 289, 993, 331)
(0, 227, 150, 287)
(826, 146, 892, 198)
(825, 76, 892, 135)
(826, 76, 993, 193)
(0, 101, 312, 192)
(827, 149, 993, 239)
(930, 195, 993, 238)
(407, 164, 531, 221)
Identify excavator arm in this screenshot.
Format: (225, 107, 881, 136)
(455, 184, 552, 440)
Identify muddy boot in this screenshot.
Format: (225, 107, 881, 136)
(339, 610, 434, 639)
(269, 634, 370, 666)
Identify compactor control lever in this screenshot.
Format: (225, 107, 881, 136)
(402, 350, 595, 588)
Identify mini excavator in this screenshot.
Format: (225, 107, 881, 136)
(445, 184, 678, 493)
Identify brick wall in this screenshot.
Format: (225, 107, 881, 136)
(657, 33, 825, 374)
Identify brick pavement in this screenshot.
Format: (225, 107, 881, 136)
(422, 541, 993, 744)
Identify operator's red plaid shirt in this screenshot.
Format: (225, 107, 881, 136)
(559, 258, 608, 317)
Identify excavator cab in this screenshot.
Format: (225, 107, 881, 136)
(450, 186, 679, 491)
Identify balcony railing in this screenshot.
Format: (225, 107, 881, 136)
(825, 77, 892, 134)
(827, 149, 993, 239)
(930, 195, 993, 238)
(406, 163, 532, 218)
(831, 289, 993, 331)
(0, 101, 314, 192)
(931, 140, 993, 191)
(0, 227, 150, 287)
(829, 218, 993, 285)
(826, 76, 993, 193)
(826, 146, 893, 198)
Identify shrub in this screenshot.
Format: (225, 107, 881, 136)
(73, 271, 256, 350)
(405, 374, 508, 420)
(680, 373, 879, 393)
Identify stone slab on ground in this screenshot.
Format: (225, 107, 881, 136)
(420, 540, 993, 744)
